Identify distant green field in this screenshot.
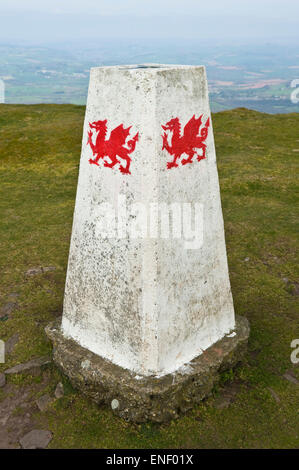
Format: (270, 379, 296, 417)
(1, 43, 299, 113)
(0, 104, 298, 448)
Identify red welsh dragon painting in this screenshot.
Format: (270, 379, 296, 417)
(87, 115, 209, 174)
(161, 114, 210, 169)
(87, 119, 139, 175)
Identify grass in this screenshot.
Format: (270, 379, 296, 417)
(0, 104, 298, 448)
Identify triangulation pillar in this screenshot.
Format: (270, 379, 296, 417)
(46, 65, 249, 422)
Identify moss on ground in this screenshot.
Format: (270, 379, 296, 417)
(0, 104, 298, 448)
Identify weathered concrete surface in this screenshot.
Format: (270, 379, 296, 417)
(60, 65, 237, 377)
(46, 315, 249, 423)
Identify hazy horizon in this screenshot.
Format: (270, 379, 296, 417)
(0, 0, 298, 46)
(0, 1, 298, 113)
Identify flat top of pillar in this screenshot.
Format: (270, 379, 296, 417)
(90, 64, 205, 73)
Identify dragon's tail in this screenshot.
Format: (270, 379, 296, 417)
(205, 117, 210, 128)
(199, 117, 210, 140)
(127, 132, 139, 153)
(87, 130, 97, 156)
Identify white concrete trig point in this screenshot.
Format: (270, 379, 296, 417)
(46, 64, 249, 422)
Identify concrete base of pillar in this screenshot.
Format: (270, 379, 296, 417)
(45, 316, 249, 423)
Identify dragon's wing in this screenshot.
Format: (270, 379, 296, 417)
(110, 124, 131, 145)
(183, 115, 202, 139)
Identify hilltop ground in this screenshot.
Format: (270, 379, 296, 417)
(0, 105, 298, 448)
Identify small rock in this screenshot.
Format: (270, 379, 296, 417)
(26, 267, 43, 276)
(244, 257, 250, 262)
(0, 415, 9, 426)
(4, 356, 51, 376)
(81, 359, 91, 369)
(8, 292, 20, 299)
(111, 399, 120, 410)
(5, 333, 19, 355)
(213, 396, 231, 409)
(26, 266, 56, 276)
(54, 382, 64, 399)
(268, 387, 280, 403)
(43, 266, 56, 273)
(0, 372, 6, 387)
(36, 394, 53, 412)
(19, 429, 53, 449)
(0, 302, 18, 319)
(283, 372, 298, 385)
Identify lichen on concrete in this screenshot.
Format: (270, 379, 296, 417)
(46, 315, 249, 423)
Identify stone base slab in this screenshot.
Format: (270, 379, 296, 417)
(45, 316, 249, 423)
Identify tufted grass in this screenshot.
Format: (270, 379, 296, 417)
(0, 104, 298, 448)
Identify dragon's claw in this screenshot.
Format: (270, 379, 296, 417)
(181, 157, 193, 165)
(119, 167, 131, 175)
(89, 159, 99, 166)
(167, 162, 178, 169)
(103, 157, 119, 168)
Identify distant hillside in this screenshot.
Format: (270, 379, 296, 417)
(1, 43, 299, 113)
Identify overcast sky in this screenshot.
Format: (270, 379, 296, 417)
(0, 0, 298, 44)
(1, 0, 298, 17)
